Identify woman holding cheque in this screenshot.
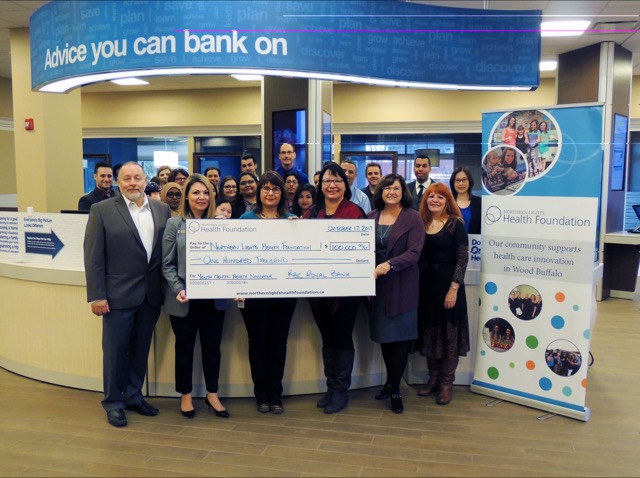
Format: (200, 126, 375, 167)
(368, 174, 424, 414)
(239, 171, 298, 414)
(162, 174, 230, 419)
(303, 162, 366, 414)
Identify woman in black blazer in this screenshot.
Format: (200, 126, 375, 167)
(450, 167, 481, 235)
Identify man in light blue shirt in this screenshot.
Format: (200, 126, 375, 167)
(340, 160, 371, 214)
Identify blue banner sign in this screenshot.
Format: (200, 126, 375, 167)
(30, 1, 541, 92)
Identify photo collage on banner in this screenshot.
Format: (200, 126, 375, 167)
(472, 106, 604, 421)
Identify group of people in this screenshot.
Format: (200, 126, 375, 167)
(489, 324, 515, 351)
(545, 349, 582, 377)
(508, 290, 543, 321)
(83, 149, 477, 428)
(481, 147, 526, 194)
(500, 114, 554, 178)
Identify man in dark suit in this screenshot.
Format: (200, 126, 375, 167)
(78, 162, 115, 211)
(406, 155, 436, 210)
(84, 162, 170, 427)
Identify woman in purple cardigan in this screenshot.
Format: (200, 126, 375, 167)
(368, 174, 425, 414)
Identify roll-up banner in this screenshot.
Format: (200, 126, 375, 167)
(472, 105, 604, 421)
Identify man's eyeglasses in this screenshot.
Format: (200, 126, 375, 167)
(279, 150, 295, 155)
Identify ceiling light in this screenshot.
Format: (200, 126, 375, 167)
(541, 20, 591, 37)
(231, 74, 263, 81)
(539, 61, 558, 72)
(40, 68, 535, 93)
(110, 78, 150, 86)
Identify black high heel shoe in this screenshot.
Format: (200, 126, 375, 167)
(375, 383, 391, 400)
(205, 397, 230, 418)
(180, 395, 195, 419)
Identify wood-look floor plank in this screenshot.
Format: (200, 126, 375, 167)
(262, 444, 420, 474)
(181, 425, 323, 450)
(145, 455, 302, 477)
(201, 449, 364, 477)
(0, 296, 639, 476)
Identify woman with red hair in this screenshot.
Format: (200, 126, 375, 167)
(416, 183, 470, 405)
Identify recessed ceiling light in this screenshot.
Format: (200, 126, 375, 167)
(110, 78, 149, 86)
(539, 61, 558, 72)
(541, 20, 591, 37)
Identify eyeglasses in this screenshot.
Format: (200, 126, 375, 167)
(279, 150, 295, 155)
(382, 186, 402, 193)
(166, 192, 182, 198)
(321, 179, 344, 186)
(239, 180, 256, 186)
(454, 178, 469, 184)
(285, 180, 299, 185)
(223, 185, 237, 189)
(261, 187, 282, 194)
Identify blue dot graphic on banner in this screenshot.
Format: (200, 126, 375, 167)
(485, 282, 498, 294)
(539, 377, 552, 391)
(551, 315, 565, 329)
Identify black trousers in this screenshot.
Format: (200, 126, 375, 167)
(170, 299, 225, 394)
(102, 298, 160, 412)
(241, 297, 297, 404)
(309, 296, 361, 351)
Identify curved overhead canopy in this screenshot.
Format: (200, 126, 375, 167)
(30, 1, 542, 93)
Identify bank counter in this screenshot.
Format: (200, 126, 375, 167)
(0, 245, 481, 398)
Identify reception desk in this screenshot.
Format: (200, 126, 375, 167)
(0, 257, 481, 398)
(603, 232, 640, 299)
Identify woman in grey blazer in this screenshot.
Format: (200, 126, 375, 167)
(162, 174, 229, 419)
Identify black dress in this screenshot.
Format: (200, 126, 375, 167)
(417, 218, 470, 359)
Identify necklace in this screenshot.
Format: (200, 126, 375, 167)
(258, 211, 279, 219)
(377, 223, 393, 243)
(428, 217, 446, 231)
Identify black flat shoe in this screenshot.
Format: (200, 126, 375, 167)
(205, 397, 230, 418)
(390, 394, 404, 414)
(180, 408, 195, 419)
(375, 383, 391, 400)
(106, 409, 127, 427)
(125, 399, 158, 416)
